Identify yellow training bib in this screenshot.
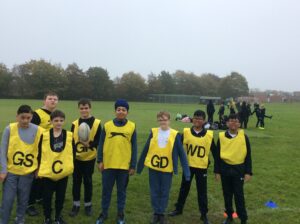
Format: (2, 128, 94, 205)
(35, 108, 52, 130)
(183, 128, 213, 169)
(7, 123, 43, 175)
(219, 129, 247, 165)
(144, 128, 178, 173)
(103, 120, 135, 170)
(73, 119, 101, 161)
(38, 130, 74, 181)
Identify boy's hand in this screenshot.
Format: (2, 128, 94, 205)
(215, 173, 221, 182)
(0, 173, 7, 182)
(80, 141, 90, 147)
(129, 169, 135, 176)
(244, 174, 252, 182)
(34, 169, 40, 179)
(98, 162, 104, 172)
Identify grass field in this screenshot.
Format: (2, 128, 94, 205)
(0, 99, 300, 224)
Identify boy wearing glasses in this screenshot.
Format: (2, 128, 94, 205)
(169, 110, 217, 224)
(215, 114, 252, 224)
(137, 111, 190, 224)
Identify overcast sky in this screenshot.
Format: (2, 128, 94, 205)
(0, 0, 299, 91)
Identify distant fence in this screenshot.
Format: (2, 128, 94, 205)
(148, 94, 221, 104)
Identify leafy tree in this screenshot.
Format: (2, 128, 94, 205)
(219, 72, 249, 98)
(86, 67, 113, 100)
(116, 72, 147, 100)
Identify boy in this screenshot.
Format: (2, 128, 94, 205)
(0, 105, 43, 224)
(96, 99, 137, 224)
(215, 114, 252, 224)
(137, 111, 190, 224)
(37, 110, 75, 224)
(27, 91, 59, 216)
(69, 98, 101, 217)
(257, 104, 272, 129)
(168, 110, 216, 224)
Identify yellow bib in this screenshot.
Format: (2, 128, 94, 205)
(73, 119, 101, 161)
(38, 130, 74, 181)
(103, 120, 135, 170)
(219, 129, 247, 165)
(7, 123, 43, 175)
(35, 108, 52, 130)
(183, 128, 213, 169)
(144, 128, 177, 173)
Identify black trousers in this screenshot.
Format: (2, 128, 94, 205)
(175, 167, 208, 216)
(28, 178, 44, 206)
(257, 117, 265, 127)
(240, 117, 249, 129)
(43, 177, 68, 219)
(207, 114, 214, 123)
(221, 175, 247, 221)
(72, 159, 95, 204)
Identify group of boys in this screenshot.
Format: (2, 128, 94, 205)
(0, 92, 252, 224)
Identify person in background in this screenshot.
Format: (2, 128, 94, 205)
(206, 100, 215, 124)
(218, 103, 225, 123)
(251, 103, 261, 128)
(257, 104, 272, 129)
(239, 102, 248, 129)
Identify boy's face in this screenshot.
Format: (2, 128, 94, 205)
(79, 104, 91, 118)
(193, 116, 205, 129)
(17, 113, 33, 128)
(115, 107, 128, 120)
(51, 117, 65, 130)
(227, 118, 240, 132)
(44, 95, 58, 111)
(157, 115, 170, 130)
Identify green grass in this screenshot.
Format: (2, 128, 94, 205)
(0, 99, 300, 224)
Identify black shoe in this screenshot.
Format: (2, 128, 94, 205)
(168, 209, 182, 217)
(96, 213, 108, 224)
(26, 206, 39, 216)
(117, 213, 125, 224)
(69, 205, 80, 217)
(159, 215, 167, 224)
(150, 214, 159, 224)
(54, 216, 67, 224)
(43, 218, 52, 224)
(222, 217, 233, 224)
(201, 215, 210, 224)
(85, 205, 92, 216)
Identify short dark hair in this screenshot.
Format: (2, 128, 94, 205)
(227, 113, 240, 122)
(44, 91, 59, 100)
(157, 111, 171, 120)
(50, 110, 65, 120)
(17, 105, 33, 115)
(78, 98, 91, 108)
(193, 110, 206, 119)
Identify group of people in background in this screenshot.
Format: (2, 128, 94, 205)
(0, 92, 253, 224)
(206, 99, 273, 130)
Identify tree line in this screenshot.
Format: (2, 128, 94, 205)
(0, 60, 249, 101)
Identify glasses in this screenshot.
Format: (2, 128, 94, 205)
(157, 119, 169, 122)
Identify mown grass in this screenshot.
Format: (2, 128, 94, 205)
(0, 99, 299, 224)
